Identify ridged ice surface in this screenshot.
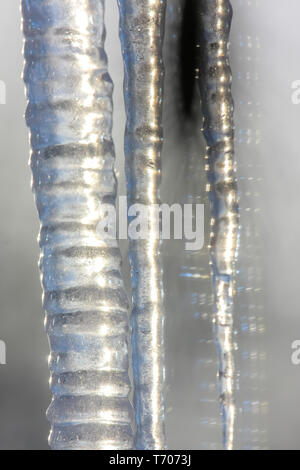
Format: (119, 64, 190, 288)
(198, 0, 239, 450)
(118, 0, 167, 450)
(22, 0, 133, 450)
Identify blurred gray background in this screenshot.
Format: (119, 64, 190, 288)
(0, 0, 300, 449)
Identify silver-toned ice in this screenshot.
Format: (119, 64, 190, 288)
(117, 0, 167, 450)
(198, 0, 238, 450)
(22, 0, 134, 450)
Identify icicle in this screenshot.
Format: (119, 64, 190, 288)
(198, 0, 239, 450)
(22, 0, 134, 450)
(117, 0, 167, 450)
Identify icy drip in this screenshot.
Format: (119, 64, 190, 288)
(117, 0, 167, 450)
(198, 0, 239, 450)
(22, 0, 133, 450)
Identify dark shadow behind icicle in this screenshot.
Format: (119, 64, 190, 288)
(162, 0, 223, 450)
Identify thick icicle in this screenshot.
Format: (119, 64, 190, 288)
(198, 0, 239, 450)
(117, 0, 167, 450)
(22, 0, 134, 450)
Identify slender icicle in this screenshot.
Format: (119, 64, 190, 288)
(117, 0, 167, 450)
(22, 0, 133, 450)
(198, 0, 238, 450)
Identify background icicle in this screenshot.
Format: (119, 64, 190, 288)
(117, 0, 167, 450)
(198, 0, 239, 450)
(22, 0, 134, 450)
